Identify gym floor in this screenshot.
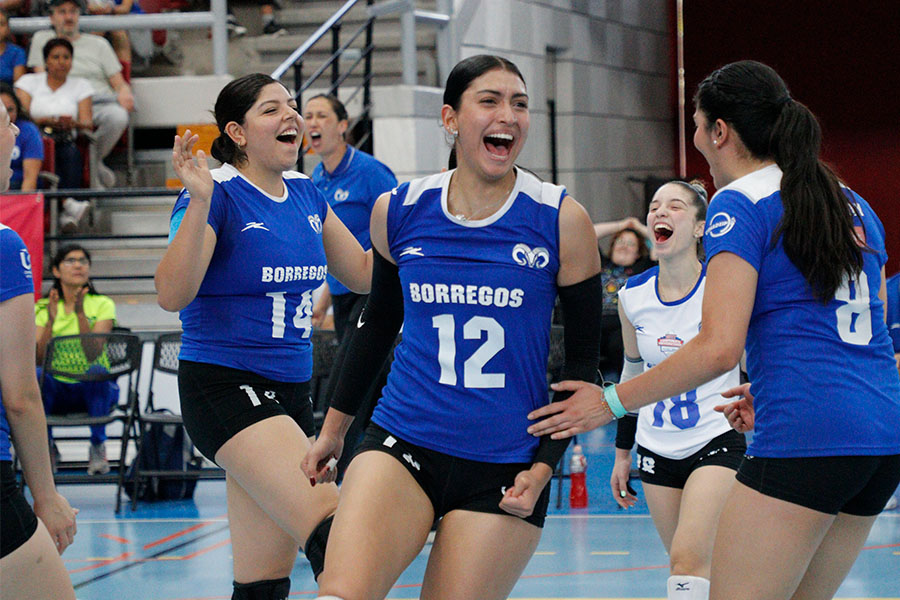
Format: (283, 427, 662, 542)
(48, 424, 900, 600)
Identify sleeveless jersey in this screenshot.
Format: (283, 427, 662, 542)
(372, 169, 563, 463)
(311, 146, 397, 295)
(0, 224, 35, 461)
(619, 264, 740, 459)
(171, 164, 330, 382)
(704, 164, 900, 458)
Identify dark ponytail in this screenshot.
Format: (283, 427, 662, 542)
(211, 73, 285, 166)
(695, 60, 864, 302)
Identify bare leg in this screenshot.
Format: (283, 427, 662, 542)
(215, 415, 338, 581)
(0, 520, 75, 600)
(710, 481, 835, 600)
(643, 481, 683, 552)
(669, 466, 736, 578)
(790, 512, 878, 600)
(317, 451, 435, 600)
(421, 509, 541, 600)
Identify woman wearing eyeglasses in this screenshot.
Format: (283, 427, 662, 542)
(34, 243, 118, 476)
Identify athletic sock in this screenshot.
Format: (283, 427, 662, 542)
(667, 575, 710, 600)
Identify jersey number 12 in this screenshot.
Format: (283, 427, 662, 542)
(432, 314, 505, 388)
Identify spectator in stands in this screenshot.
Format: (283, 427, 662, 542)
(0, 9, 25, 85)
(27, 0, 133, 188)
(227, 1, 285, 37)
(592, 217, 655, 381)
(86, 0, 153, 72)
(35, 244, 118, 476)
(16, 37, 92, 215)
(0, 0, 24, 16)
(0, 82, 43, 191)
(1, 100, 78, 600)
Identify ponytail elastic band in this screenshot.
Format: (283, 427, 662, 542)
(603, 384, 628, 419)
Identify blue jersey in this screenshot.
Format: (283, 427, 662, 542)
(311, 147, 397, 295)
(372, 169, 563, 463)
(0, 224, 35, 461)
(171, 164, 330, 382)
(887, 272, 900, 354)
(704, 164, 900, 458)
(10, 119, 44, 190)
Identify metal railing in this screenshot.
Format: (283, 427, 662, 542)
(9, 0, 229, 75)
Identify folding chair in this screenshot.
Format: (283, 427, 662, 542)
(310, 328, 340, 433)
(127, 331, 223, 511)
(39, 332, 143, 512)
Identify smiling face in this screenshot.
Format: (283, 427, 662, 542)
(647, 182, 704, 259)
(443, 67, 529, 181)
(303, 96, 347, 159)
(231, 82, 303, 174)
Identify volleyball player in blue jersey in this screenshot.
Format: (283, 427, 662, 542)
(305, 94, 397, 478)
(155, 74, 372, 600)
(530, 60, 900, 599)
(301, 54, 603, 600)
(0, 101, 77, 599)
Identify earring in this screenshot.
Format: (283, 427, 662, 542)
(712, 140, 718, 145)
(451, 129, 458, 136)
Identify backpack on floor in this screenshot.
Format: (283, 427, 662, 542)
(125, 412, 202, 501)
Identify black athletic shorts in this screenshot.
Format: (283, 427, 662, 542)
(636, 429, 746, 489)
(353, 423, 551, 528)
(178, 360, 314, 463)
(0, 461, 38, 559)
(736, 453, 900, 516)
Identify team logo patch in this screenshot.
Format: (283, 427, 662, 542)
(657, 333, 684, 355)
(512, 243, 549, 269)
(308, 214, 323, 234)
(241, 221, 270, 232)
(706, 212, 736, 238)
(333, 188, 349, 203)
(19, 248, 32, 278)
(402, 452, 420, 471)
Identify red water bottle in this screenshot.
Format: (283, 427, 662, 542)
(569, 444, 588, 508)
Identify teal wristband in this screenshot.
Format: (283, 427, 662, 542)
(603, 384, 628, 419)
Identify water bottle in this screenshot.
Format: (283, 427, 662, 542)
(569, 444, 588, 508)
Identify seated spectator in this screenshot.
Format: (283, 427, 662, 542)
(592, 217, 656, 381)
(35, 244, 118, 475)
(27, 0, 133, 188)
(0, 0, 24, 17)
(0, 82, 43, 191)
(15, 37, 93, 231)
(0, 9, 25, 85)
(86, 0, 152, 72)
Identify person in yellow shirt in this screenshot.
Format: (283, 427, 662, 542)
(35, 244, 117, 475)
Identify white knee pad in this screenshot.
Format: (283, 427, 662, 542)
(667, 575, 710, 600)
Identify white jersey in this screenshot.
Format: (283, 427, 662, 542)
(619, 265, 740, 459)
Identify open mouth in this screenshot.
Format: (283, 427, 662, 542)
(276, 129, 299, 144)
(654, 223, 673, 243)
(484, 133, 513, 157)
(308, 131, 321, 142)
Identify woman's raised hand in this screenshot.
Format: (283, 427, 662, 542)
(172, 130, 214, 204)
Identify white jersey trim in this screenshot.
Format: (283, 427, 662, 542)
(712, 163, 781, 205)
(403, 171, 447, 207)
(210, 163, 298, 203)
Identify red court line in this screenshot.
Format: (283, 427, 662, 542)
(181, 538, 231, 560)
(861, 542, 900, 550)
(143, 522, 215, 550)
(99, 533, 131, 544)
(69, 551, 134, 574)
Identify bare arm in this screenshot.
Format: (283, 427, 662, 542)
(21, 158, 41, 191)
(107, 72, 134, 112)
(12, 64, 25, 83)
(1, 293, 78, 553)
(155, 132, 217, 311)
(320, 209, 372, 294)
(76, 96, 93, 131)
(558, 195, 602, 286)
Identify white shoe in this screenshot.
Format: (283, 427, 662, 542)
(87, 442, 110, 475)
(62, 197, 89, 220)
(97, 163, 116, 188)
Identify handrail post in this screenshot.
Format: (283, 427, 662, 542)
(294, 61, 304, 173)
(363, 1, 374, 154)
(210, 0, 228, 75)
(400, 8, 416, 85)
(331, 23, 342, 93)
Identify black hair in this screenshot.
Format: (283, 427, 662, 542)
(306, 94, 348, 122)
(43, 37, 74, 63)
(0, 82, 29, 122)
(694, 60, 865, 301)
(443, 54, 526, 110)
(210, 73, 287, 166)
(48, 244, 98, 297)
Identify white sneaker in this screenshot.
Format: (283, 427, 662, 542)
(97, 163, 116, 189)
(87, 442, 110, 475)
(62, 197, 89, 220)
